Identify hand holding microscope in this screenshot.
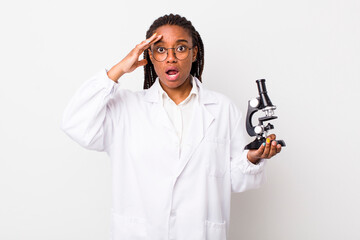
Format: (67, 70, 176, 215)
(244, 79, 286, 150)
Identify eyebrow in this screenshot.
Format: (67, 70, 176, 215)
(154, 39, 189, 45)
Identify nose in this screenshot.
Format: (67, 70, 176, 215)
(166, 48, 177, 62)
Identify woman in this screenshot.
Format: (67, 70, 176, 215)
(62, 13, 281, 240)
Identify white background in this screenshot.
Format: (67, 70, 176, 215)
(1, 0, 359, 239)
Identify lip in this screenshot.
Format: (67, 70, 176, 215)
(165, 66, 180, 81)
(165, 66, 179, 73)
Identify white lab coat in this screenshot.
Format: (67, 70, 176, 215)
(61, 69, 267, 240)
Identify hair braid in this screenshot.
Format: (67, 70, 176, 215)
(143, 14, 204, 89)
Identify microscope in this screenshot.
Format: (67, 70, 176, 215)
(244, 79, 286, 150)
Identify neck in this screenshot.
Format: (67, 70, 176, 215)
(160, 75, 193, 105)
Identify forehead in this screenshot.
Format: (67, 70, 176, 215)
(154, 25, 193, 45)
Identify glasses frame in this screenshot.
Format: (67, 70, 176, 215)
(150, 46, 193, 62)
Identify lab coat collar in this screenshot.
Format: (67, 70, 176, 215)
(143, 76, 218, 105)
(143, 76, 216, 178)
(158, 76, 198, 106)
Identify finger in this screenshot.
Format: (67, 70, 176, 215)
(261, 138, 271, 158)
(247, 143, 265, 163)
(255, 142, 266, 156)
(148, 33, 162, 45)
(138, 33, 162, 51)
(136, 59, 148, 67)
(276, 144, 282, 153)
(142, 35, 162, 52)
(133, 34, 156, 53)
(268, 134, 276, 141)
(268, 140, 277, 158)
(135, 35, 162, 56)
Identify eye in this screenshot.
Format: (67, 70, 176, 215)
(156, 47, 166, 54)
(176, 45, 187, 52)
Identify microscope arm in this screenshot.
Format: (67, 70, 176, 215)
(245, 98, 260, 137)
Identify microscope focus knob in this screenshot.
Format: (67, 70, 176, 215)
(254, 125, 263, 134)
(250, 98, 260, 108)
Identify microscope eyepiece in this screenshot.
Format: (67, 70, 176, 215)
(256, 79, 274, 108)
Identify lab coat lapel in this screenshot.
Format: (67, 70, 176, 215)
(154, 103, 174, 131)
(175, 77, 218, 177)
(143, 79, 174, 131)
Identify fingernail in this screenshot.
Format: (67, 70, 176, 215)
(272, 140, 277, 145)
(266, 138, 270, 144)
(262, 143, 266, 146)
(152, 32, 157, 36)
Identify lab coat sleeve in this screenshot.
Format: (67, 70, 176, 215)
(61, 69, 119, 152)
(229, 105, 267, 193)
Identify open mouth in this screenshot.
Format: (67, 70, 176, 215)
(165, 68, 180, 80)
(166, 69, 178, 76)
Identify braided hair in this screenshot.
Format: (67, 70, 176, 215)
(143, 14, 204, 89)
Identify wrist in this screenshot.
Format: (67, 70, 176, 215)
(247, 152, 260, 164)
(107, 65, 125, 83)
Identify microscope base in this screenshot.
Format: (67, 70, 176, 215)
(244, 137, 286, 150)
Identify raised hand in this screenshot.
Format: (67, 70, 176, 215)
(107, 33, 162, 82)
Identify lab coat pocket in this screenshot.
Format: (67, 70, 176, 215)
(204, 137, 229, 178)
(205, 220, 227, 240)
(112, 212, 148, 239)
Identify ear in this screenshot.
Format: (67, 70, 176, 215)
(192, 46, 198, 62)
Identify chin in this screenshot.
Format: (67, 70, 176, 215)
(160, 76, 186, 89)
(161, 80, 182, 89)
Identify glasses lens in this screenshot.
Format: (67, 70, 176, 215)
(152, 47, 167, 62)
(175, 46, 190, 60)
(153, 51, 167, 62)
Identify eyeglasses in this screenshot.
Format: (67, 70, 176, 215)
(150, 45, 193, 62)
